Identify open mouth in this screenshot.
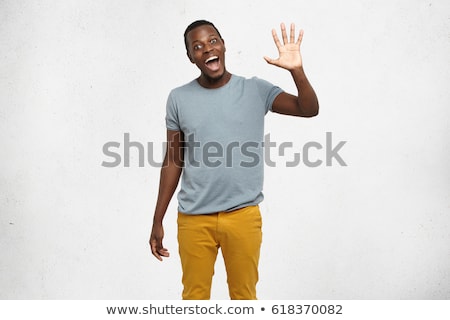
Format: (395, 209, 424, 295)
(204, 56, 220, 72)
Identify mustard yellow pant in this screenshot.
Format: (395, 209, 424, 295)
(177, 205, 262, 300)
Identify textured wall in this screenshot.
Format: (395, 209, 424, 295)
(1, 0, 449, 299)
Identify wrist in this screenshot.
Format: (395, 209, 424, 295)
(152, 212, 165, 225)
(289, 65, 304, 74)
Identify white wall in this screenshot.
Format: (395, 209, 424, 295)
(1, 0, 449, 299)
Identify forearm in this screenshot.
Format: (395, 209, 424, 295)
(153, 161, 182, 225)
(290, 66, 319, 117)
(152, 130, 184, 225)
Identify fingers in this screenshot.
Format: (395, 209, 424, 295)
(150, 238, 169, 261)
(281, 23, 288, 45)
(150, 239, 162, 261)
(160, 248, 169, 257)
(263, 55, 279, 67)
(296, 29, 304, 45)
(289, 23, 295, 43)
(271, 28, 282, 49)
(273, 23, 303, 46)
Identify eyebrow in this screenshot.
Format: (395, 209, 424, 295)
(191, 34, 218, 44)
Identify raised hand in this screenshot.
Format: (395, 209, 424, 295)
(264, 23, 304, 71)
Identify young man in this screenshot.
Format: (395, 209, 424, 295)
(149, 20, 319, 300)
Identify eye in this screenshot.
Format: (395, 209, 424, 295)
(210, 38, 217, 44)
(193, 44, 203, 50)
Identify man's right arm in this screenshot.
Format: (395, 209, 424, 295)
(149, 129, 184, 261)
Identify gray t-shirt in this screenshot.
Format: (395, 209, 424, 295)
(166, 74, 283, 214)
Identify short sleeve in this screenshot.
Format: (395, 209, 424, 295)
(253, 77, 284, 114)
(165, 92, 181, 131)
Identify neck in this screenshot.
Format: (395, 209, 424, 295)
(197, 71, 232, 89)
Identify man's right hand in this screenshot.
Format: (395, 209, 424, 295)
(149, 224, 170, 261)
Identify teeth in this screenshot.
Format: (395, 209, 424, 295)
(205, 56, 218, 64)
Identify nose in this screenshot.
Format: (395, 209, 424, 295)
(203, 42, 213, 53)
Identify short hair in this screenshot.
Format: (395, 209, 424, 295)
(184, 20, 223, 52)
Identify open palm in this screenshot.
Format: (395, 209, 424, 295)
(264, 23, 304, 71)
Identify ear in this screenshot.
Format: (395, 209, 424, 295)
(186, 50, 195, 63)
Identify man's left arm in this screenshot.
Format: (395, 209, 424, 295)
(264, 23, 319, 117)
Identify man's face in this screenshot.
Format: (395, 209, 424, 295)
(186, 25, 226, 83)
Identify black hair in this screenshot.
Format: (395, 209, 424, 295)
(184, 20, 222, 52)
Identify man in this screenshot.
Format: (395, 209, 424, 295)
(149, 20, 318, 300)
